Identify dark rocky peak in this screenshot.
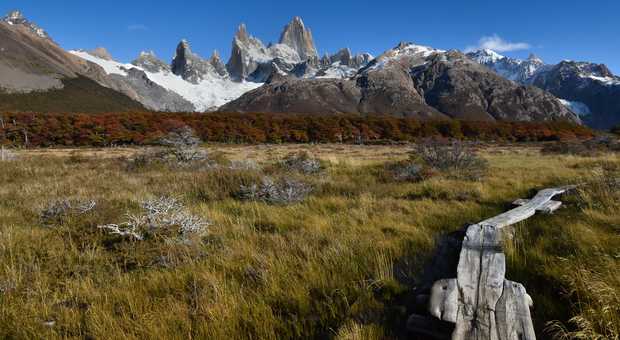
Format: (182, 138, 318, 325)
(332, 48, 353, 65)
(3, 10, 49, 39)
(172, 39, 218, 83)
(209, 50, 228, 77)
(279, 16, 318, 61)
(132, 51, 171, 73)
(554, 60, 611, 77)
(227, 23, 271, 80)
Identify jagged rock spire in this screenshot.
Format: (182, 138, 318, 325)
(209, 50, 228, 77)
(172, 39, 225, 83)
(4, 10, 25, 23)
(279, 16, 318, 61)
(132, 50, 171, 73)
(227, 23, 270, 80)
(3, 10, 48, 38)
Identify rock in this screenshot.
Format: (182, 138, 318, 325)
(172, 39, 220, 84)
(222, 43, 580, 124)
(278, 16, 318, 61)
(89, 47, 113, 61)
(226, 24, 271, 80)
(531, 61, 620, 129)
(132, 51, 171, 73)
(113, 68, 196, 112)
(2, 10, 48, 39)
(227, 23, 301, 81)
(209, 50, 228, 77)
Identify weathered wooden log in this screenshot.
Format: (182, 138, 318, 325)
(424, 186, 574, 340)
(429, 279, 458, 323)
(481, 186, 574, 229)
(495, 280, 536, 340)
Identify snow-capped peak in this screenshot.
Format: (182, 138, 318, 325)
(365, 42, 443, 71)
(527, 53, 543, 64)
(468, 48, 506, 64)
(466, 49, 548, 84)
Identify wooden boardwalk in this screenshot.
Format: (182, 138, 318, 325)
(421, 186, 575, 340)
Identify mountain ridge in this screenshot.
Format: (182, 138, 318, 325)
(2, 10, 618, 128)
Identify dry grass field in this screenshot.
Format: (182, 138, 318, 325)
(0, 143, 618, 339)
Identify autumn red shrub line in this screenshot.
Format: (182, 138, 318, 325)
(0, 112, 594, 147)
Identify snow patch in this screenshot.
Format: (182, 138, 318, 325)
(70, 50, 263, 111)
(587, 75, 620, 86)
(559, 99, 591, 116)
(367, 43, 443, 71)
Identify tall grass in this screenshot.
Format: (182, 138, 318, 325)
(0, 144, 618, 339)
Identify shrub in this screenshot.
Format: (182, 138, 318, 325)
(129, 127, 213, 170)
(386, 161, 428, 182)
(412, 141, 488, 180)
(158, 126, 201, 148)
(98, 196, 209, 241)
(228, 159, 261, 171)
(237, 176, 313, 205)
(132, 126, 212, 169)
(279, 152, 324, 174)
(39, 199, 96, 226)
(0, 147, 17, 161)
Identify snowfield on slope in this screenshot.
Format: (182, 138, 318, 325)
(559, 99, 591, 116)
(70, 51, 263, 111)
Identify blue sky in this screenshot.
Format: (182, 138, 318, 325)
(2, 0, 618, 73)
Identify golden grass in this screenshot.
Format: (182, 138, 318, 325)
(0, 144, 618, 339)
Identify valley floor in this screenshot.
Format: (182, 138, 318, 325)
(0, 144, 618, 339)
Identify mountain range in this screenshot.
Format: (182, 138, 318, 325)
(467, 49, 620, 129)
(1, 10, 618, 129)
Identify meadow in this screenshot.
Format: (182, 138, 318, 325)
(0, 142, 618, 339)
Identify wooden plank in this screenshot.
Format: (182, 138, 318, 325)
(512, 199, 529, 206)
(537, 200, 562, 214)
(429, 279, 458, 323)
(480, 186, 574, 229)
(495, 280, 536, 340)
(423, 186, 576, 340)
(454, 224, 505, 340)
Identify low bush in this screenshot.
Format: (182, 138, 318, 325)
(0, 147, 17, 161)
(279, 152, 324, 174)
(128, 127, 213, 170)
(412, 141, 489, 180)
(236, 176, 313, 205)
(39, 199, 96, 226)
(98, 196, 209, 241)
(385, 161, 431, 182)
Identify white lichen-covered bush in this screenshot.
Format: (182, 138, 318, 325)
(98, 196, 209, 241)
(228, 159, 261, 171)
(130, 127, 212, 169)
(40, 199, 96, 226)
(0, 147, 17, 162)
(280, 152, 323, 174)
(237, 177, 313, 205)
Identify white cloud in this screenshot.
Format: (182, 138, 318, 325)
(465, 34, 531, 53)
(127, 24, 148, 31)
